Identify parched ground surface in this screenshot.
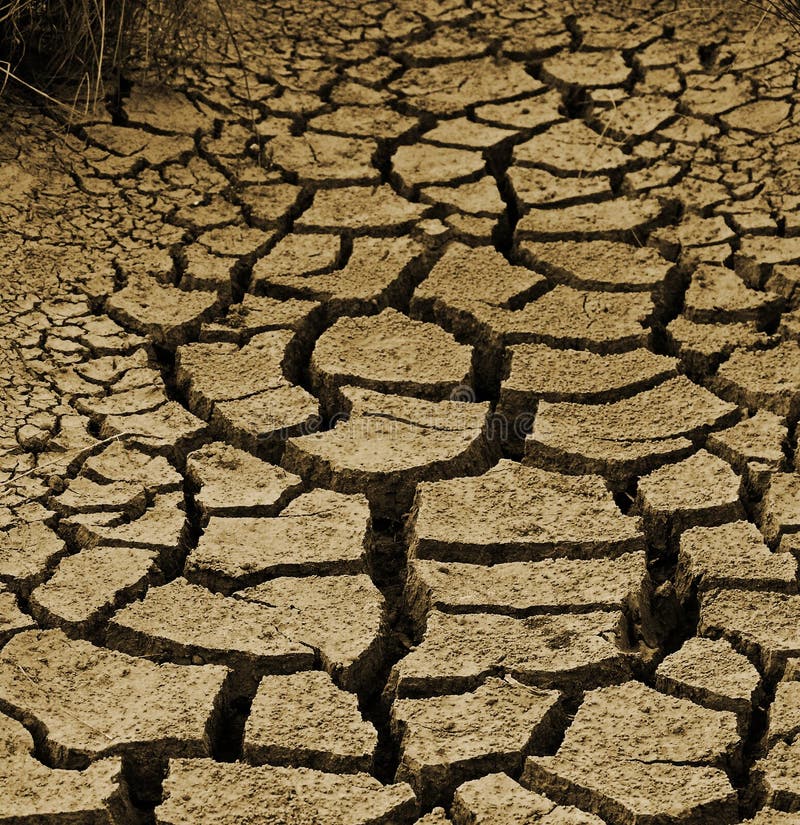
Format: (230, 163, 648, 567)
(3, 0, 800, 822)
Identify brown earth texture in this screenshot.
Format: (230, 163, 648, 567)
(3, 0, 800, 822)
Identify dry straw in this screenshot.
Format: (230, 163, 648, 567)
(0, 0, 221, 110)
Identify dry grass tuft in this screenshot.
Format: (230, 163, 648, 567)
(746, 0, 800, 31)
(0, 0, 217, 108)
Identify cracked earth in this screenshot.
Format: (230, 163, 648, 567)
(2, 0, 800, 822)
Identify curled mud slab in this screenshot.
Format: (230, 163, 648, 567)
(3, 0, 800, 822)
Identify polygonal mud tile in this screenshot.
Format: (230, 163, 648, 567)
(254, 235, 427, 320)
(81, 441, 182, 494)
(392, 57, 543, 115)
(712, 342, 800, 420)
(293, 185, 430, 234)
(498, 345, 677, 429)
(525, 376, 739, 487)
(0, 589, 35, 644)
(484, 285, 655, 354)
(681, 73, 752, 118)
(186, 489, 371, 591)
(707, 411, 787, 478)
(0, 712, 134, 824)
(666, 315, 774, 375)
(699, 589, 800, 679)
(106, 276, 219, 349)
(186, 442, 303, 520)
(541, 49, 632, 88)
(474, 89, 564, 130)
(633, 450, 744, 550)
(410, 241, 547, 327)
(512, 119, 628, 175)
(0, 629, 228, 800)
(420, 176, 505, 217)
(282, 387, 493, 519)
(236, 182, 302, 230)
(392, 677, 562, 809)
(50, 476, 147, 518)
(309, 308, 473, 410)
(406, 553, 648, 627)
(422, 117, 516, 150)
(85, 125, 195, 174)
(517, 238, 678, 296)
(175, 331, 319, 456)
(523, 681, 741, 825)
(650, 217, 737, 262)
(764, 680, 800, 748)
(389, 609, 637, 699)
(156, 760, 418, 824)
(266, 133, 380, 185)
(123, 85, 210, 133)
(515, 198, 671, 244)
(75, 384, 169, 422)
(407, 460, 643, 564)
(451, 772, 606, 825)
(250, 234, 342, 294)
(767, 265, 800, 309)
(391, 144, 485, 196)
(235, 575, 386, 692)
(655, 637, 762, 734)
(676, 521, 797, 602)
(593, 94, 677, 141)
(29, 545, 158, 635)
(683, 265, 782, 326)
(506, 166, 612, 210)
(308, 106, 418, 140)
(175, 330, 300, 420)
(107, 578, 315, 690)
(735, 235, 800, 289)
(751, 740, 800, 813)
(199, 294, 321, 345)
(70, 492, 187, 570)
(760, 473, 800, 546)
(243, 671, 377, 773)
(99, 401, 208, 463)
(743, 811, 800, 824)
(0, 521, 67, 595)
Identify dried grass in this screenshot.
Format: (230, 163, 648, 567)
(0, 0, 218, 108)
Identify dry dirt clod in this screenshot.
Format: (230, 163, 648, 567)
(0, 712, 135, 824)
(233, 574, 388, 693)
(0, 629, 229, 801)
(186, 488, 371, 591)
(522, 680, 741, 825)
(699, 589, 800, 680)
(451, 772, 606, 825)
(632, 450, 745, 551)
(388, 609, 637, 700)
(282, 387, 494, 520)
(405, 553, 648, 627)
(155, 760, 419, 824)
(676, 521, 798, 603)
(29, 545, 159, 636)
(309, 308, 473, 410)
(391, 677, 562, 809)
(655, 636, 762, 735)
(526, 377, 740, 488)
(407, 460, 644, 564)
(243, 671, 377, 773)
(185, 441, 303, 521)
